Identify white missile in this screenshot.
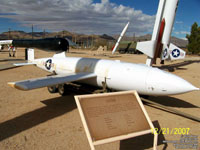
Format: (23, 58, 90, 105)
(0, 40, 13, 50)
(8, 50, 199, 96)
(0, 40, 13, 45)
(136, 0, 186, 66)
(112, 22, 129, 54)
(0, 40, 13, 49)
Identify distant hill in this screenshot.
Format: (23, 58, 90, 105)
(170, 36, 188, 48)
(100, 34, 115, 40)
(0, 30, 72, 40)
(0, 30, 113, 40)
(113, 34, 188, 48)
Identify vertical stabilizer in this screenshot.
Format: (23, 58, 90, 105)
(28, 48, 34, 62)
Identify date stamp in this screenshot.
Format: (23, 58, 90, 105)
(151, 128, 190, 135)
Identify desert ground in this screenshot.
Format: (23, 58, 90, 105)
(0, 48, 199, 150)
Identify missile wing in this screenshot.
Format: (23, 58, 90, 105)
(8, 73, 96, 91)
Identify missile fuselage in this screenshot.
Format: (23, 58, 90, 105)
(34, 53, 198, 96)
(153, 18, 165, 63)
(161, 0, 179, 45)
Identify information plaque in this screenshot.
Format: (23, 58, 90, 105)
(75, 91, 157, 150)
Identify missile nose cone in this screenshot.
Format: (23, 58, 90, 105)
(165, 77, 198, 94)
(165, 74, 199, 94)
(193, 87, 200, 91)
(176, 81, 199, 93)
(146, 68, 199, 95)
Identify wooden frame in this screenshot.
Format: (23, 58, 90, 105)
(75, 90, 157, 150)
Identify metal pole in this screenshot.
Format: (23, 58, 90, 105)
(92, 35, 93, 48)
(133, 33, 135, 42)
(141, 97, 200, 122)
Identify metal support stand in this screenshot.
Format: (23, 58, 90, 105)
(94, 78, 108, 93)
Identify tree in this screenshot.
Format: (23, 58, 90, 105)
(186, 22, 200, 54)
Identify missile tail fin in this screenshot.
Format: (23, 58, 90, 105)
(168, 43, 186, 60)
(161, 44, 170, 60)
(160, 43, 186, 61)
(136, 40, 156, 58)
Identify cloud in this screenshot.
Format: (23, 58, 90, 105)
(174, 31, 190, 35)
(175, 21, 183, 24)
(181, 37, 187, 40)
(0, 0, 155, 35)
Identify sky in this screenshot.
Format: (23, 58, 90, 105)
(0, 0, 199, 39)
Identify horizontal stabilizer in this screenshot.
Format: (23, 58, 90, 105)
(136, 41, 156, 58)
(8, 73, 96, 91)
(169, 43, 186, 60)
(14, 62, 36, 66)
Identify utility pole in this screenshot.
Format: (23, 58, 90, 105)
(91, 35, 93, 48)
(8, 28, 11, 40)
(43, 29, 46, 38)
(32, 24, 34, 40)
(87, 37, 89, 48)
(75, 35, 77, 45)
(133, 33, 135, 42)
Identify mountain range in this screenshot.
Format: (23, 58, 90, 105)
(0, 31, 188, 48)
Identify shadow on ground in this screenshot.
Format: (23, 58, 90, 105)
(120, 120, 168, 150)
(0, 59, 24, 62)
(147, 96, 199, 108)
(159, 60, 200, 72)
(0, 95, 76, 141)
